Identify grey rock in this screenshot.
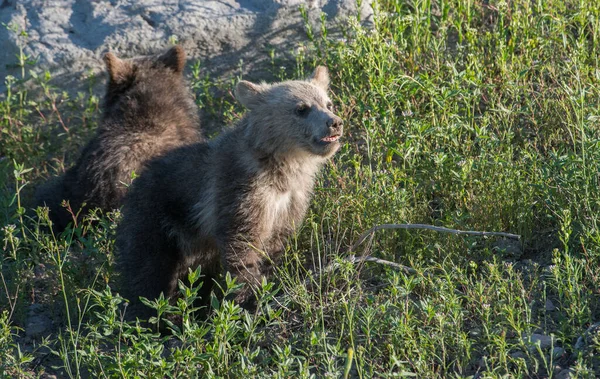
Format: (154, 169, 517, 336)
(509, 351, 527, 360)
(552, 347, 565, 359)
(523, 333, 555, 350)
(585, 322, 600, 338)
(476, 356, 487, 368)
(545, 299, 557, 311)
(493, 238, 523, 258)
(553, 365, 563, 375)
(28, 303, 44, 314)
(574, 335, 585, 351)
(555, 368, 575, 379)
(25, 304, 53, 338)
(0, 0, 373, 93)
(574, 321, 600, 351)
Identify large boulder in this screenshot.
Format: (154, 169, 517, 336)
(0, 0, 372, 90)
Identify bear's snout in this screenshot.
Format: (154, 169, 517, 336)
(326, 116, 343, 135)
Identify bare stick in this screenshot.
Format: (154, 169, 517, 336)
(304, 254, 418, 285)
(347, 255, 418, 274)
(0, 271, 19, 321)
(296, 223, 520, 297)
(350, 223, 520, 252)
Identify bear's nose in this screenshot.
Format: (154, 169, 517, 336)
(326, 117, 343, 131)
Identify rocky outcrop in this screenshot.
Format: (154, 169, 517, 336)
(0, 0, 372, 89)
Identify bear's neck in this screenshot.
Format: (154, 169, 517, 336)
(235, 118, 325, 188)
(101, 82, 198, 134)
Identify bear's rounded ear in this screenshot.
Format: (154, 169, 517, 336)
(103, 52, 131, 84)
(159, 45, 186, 73)
(235, 81, 266, 110)
(309, 65, 330, 90)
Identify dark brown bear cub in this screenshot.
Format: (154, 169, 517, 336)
(116, 66, 343, 318)
(35, 46, 202, 232)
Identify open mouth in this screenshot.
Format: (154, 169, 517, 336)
(320, 134, 341, 143)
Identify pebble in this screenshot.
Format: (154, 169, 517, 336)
(555, 368, 575, 379)
(523, 333, 554, 350)
(493, 239, 523, 258)
(25, 304, 53, 339)
(552, 347, 565, 359)
(545, 299, 557, 311)
(574, 322, 600, 351)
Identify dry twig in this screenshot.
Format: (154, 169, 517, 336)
(299, 223, 520, 294)
(350, 223, 520, 253)
(347, 254, 417, 274)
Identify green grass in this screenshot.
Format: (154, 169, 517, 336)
(2, 0, 600, 377)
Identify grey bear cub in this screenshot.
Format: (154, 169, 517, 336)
(35, 46, 201, 232)
(116, 66, 343, 317)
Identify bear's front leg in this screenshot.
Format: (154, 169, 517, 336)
(220, 239, 265, 308)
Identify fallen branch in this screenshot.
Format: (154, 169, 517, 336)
(347, 254, 417, 274)
(298, 223, 520, 295)
(350, 223, 520, 252)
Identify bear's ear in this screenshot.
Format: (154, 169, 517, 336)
(309, 66, 330, 90)
(235, 81, 266, 110)
(103, 52, 132, 84)
(159, 45, 186, 73)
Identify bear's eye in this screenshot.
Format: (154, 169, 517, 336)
(295, 104, 311, 117)
(327, 102, 334, 111)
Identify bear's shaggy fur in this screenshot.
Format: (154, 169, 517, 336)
(116, 66, 343, 318)
(36, 46, 202, 232)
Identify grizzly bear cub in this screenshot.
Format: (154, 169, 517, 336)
(35, 46, 202, 232)
(116, 66, 343, 318)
